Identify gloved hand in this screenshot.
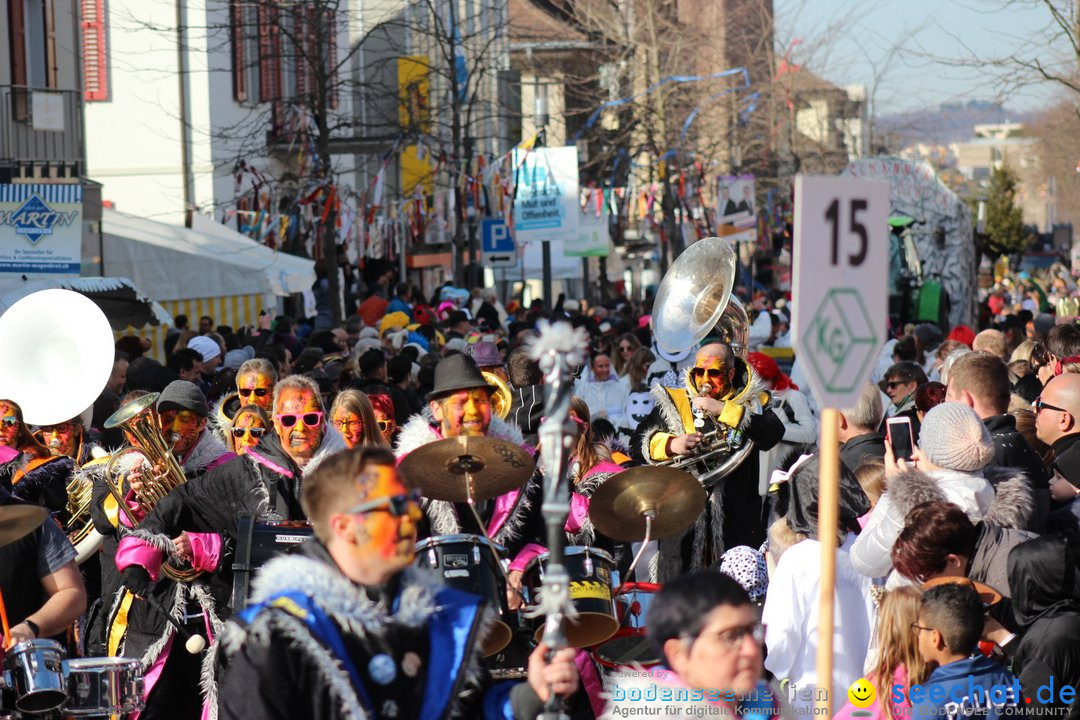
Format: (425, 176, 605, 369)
(122, 565, 153, 598)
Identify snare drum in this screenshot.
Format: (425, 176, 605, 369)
(2, 639, 66, 714)
(592, 582, 662, 669)
(414, 534, 513, 656)
(63, 657, 144, 717)
(522, 547, 618, 648)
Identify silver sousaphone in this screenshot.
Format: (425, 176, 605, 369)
(649, 236, 756, 488)
(0, 289, 117, 561)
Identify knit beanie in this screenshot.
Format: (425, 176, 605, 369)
(918, 402, 994, 472)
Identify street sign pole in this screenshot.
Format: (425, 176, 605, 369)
(792, 174, 889, 718)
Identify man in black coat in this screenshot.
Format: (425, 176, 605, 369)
(838, 382, 887, 471)
(946, 352, 1050, 531)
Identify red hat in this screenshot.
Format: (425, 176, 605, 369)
(747, 352, 798, 391)
(946, 325, 976, 348)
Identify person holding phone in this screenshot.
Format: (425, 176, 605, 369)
(850, 402, 1031, 586)
(881, 362, 927, 437)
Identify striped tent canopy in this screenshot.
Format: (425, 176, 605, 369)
(116, 294, 265, 362)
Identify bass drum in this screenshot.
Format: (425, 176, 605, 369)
(592, 582, 663, 670)
(414, 534, 513, 656)
(522, 547, 619, 649)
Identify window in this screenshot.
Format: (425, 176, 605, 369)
(81, 0, 108, 101)
(230, 0, 337, 106)
(9, 0, 58, 89)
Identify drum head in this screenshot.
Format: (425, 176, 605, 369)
(16, 688, 67, 714)
(481, 620, 513, 657)
(533, 612, 619, 649)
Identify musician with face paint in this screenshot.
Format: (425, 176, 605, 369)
(218, 447, 579, 720)
(394, 354, 544, 606)
(634, 343, 785, 582)
(270, 374, 348, 476)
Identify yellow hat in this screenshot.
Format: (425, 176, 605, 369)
(379, 311, 411, 336)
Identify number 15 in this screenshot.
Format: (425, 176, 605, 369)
(824, 198, 868, 267)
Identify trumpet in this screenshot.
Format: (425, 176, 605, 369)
(103, 393, 200, 582)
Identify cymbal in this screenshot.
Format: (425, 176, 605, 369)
(398, 435, 535, 503)
(0, 504, 48, 548)
(589, 466, 706, 541)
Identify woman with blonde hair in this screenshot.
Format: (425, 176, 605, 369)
(834, 586, 929, 720)
(228, 404, 271, 456)
(329, 389, 387, 449)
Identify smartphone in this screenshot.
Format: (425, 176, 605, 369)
(886, 416, 916, 462)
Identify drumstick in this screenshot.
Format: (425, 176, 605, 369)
(140, 593, 206, 654)
(0, 585, 11, 650)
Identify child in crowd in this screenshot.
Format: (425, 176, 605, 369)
(910, 583, 1019, 719)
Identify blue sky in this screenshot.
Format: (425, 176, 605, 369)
(774, 0, 1070, 114)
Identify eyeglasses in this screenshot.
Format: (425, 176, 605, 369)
(619, 345, 634, 353)
(276, 411, 324, 428)
(335, 419, 362, 432)
(685, 621, 765, 651)
(42, 422, 74, 434)
(238, 388, 271, 398)
(1035, 397, 1069, 415)
(0, 416, 19, 427)
(911, 622, 935, 634)
(347, 490, 421, 518)
(231, 426, 267, 439)
(376, 419, 394, 432)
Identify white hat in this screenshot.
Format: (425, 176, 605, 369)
(187, 336, 221, 363)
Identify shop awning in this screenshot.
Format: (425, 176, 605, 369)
(0, 276, 172, 330)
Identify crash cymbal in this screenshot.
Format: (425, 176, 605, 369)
(398, 435, 535, 503)
(589, 466, 706, 541)
(0, 504, 48, 548)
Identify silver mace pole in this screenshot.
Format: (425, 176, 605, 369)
(526, 320, 589, 720)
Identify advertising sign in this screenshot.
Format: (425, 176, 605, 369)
(0, 184, 82, 277)
(512, 146, 579, 244)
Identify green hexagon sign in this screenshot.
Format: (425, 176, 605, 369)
(804, 289, 878, 394)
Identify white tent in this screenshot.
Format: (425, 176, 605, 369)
(102, 209, 314, 300)
(101, 209, 316, 359)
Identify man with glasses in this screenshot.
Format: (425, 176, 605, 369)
(219, 447, 580, 720)
(601, 570, 782, 718)
(636, 343, 784, 580)
(1035, 373, 1080, 477)
(234, 358, 277, 412)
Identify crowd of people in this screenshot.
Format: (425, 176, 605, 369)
(2, 272, 1080, 718)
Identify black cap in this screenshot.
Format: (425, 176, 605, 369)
(157, 380, 209, 418)
(427, 354, 493, 401)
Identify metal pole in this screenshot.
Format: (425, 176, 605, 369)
(542, 241, 553, 309)
(581, 258, 591, 306)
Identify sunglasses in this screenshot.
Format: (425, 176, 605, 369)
(885, 380, 911, 390)
(231, 426, 267, 439)
(0, 416, 18, 427)
(347, 490, 421, 517)
(376, 419, 394, 432)
(335, 419, 362, 431)
(238, 388, 271, 398)
(690, 367, 725, 379)
(42, 422, 74, 434)
(276, 411, 324, 428)
(1035, 397, 1069, 415)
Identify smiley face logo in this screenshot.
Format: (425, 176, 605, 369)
(848, 678, 876, 708)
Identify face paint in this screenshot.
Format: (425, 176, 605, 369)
(348, 464, 419, 570)
(40, 421, 79, 458)
(691, 352, 733, 399)
(432, 388, 492, 438)
(332, 409, 364, 449)
(625, 391, 656, 425)
(230, 412, 266, 456)
(274, 388, 324, 461)
(159, 409, 206, 456)
(236, 372, 275, 411)
(373, 408, 395, 443)
(0, 401, 20, 447)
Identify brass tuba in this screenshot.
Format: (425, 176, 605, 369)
(482, 371, 513, 420)
(649, 237, 756, 488)
(0, 289, 115, 564)
(103, 393, 200, 581)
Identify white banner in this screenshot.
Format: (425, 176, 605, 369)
(0, 184, 82, 277)
(565, 191, 610, 258)
(512, 146, 580, 244)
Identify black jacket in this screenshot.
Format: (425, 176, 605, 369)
(985, 413, 1049, 531)
(1005, 536, 1080, 719)
(839, 431, 886, 472)
(508, 384, 544, 447)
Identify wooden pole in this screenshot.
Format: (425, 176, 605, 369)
(815, 407, 840, 717)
